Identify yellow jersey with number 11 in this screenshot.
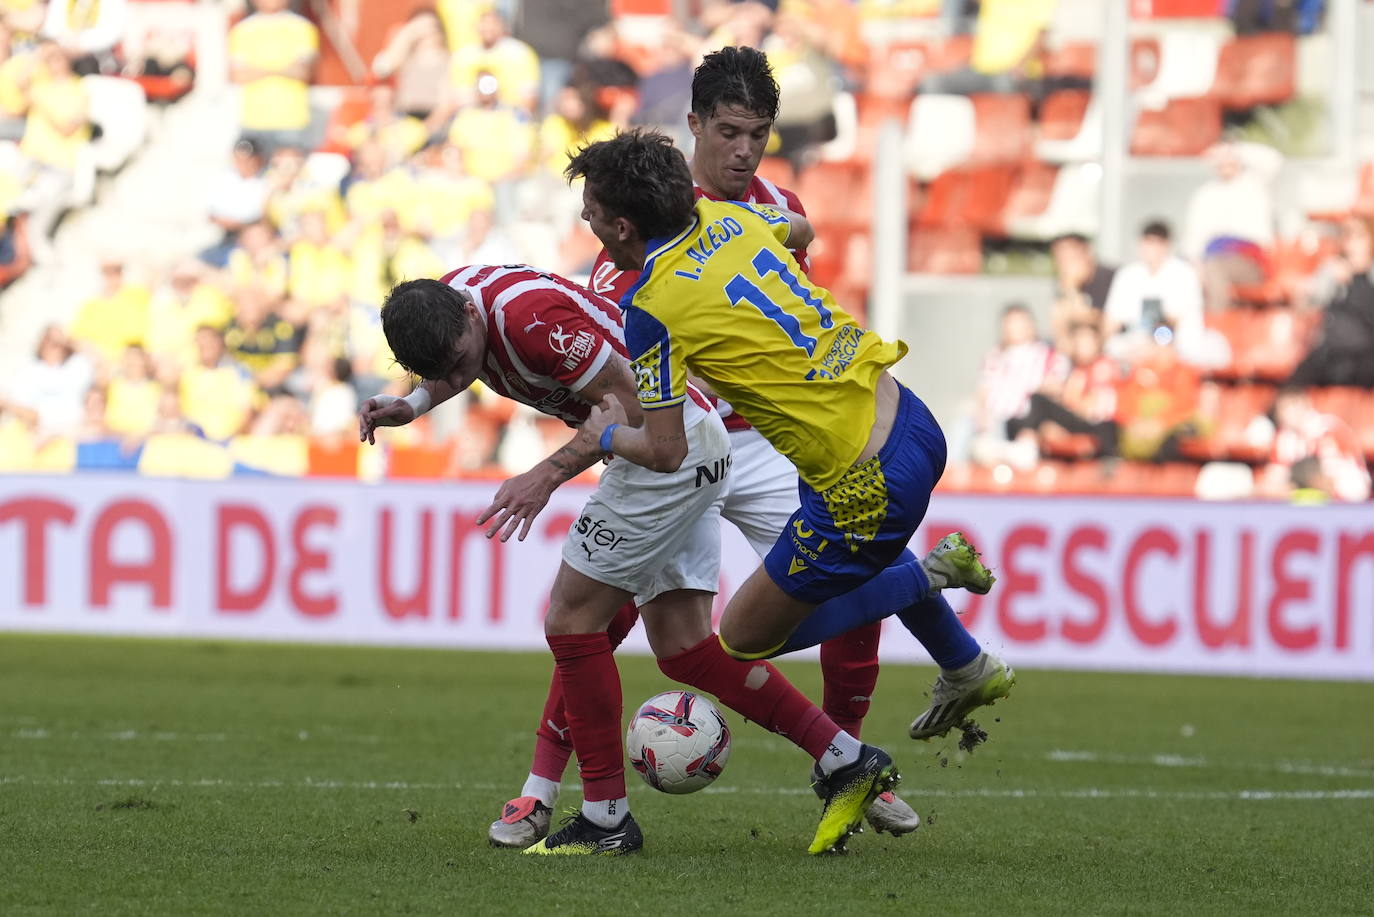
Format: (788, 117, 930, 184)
(622, 198, 907, 491)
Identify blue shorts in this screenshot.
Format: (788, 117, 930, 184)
(762, 384, 946, 604)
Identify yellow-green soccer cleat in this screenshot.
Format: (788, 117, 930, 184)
(522, 811, 642, 856)
(923, 532, 996, 594)
(808, 745, 901, 855)
(909, 651, 1017, 740)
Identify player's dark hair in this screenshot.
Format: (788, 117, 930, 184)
(691, 46, 780, 122)
(380, 278, 470, 380)
(1141, 219, 1172, 241)
(565, 129, 695, 242)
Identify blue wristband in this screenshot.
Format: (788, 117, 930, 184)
(599, 423, 619, 453)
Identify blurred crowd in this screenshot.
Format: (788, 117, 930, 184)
(956, 145, 1373, 503)
(0, 0, 1368, 501)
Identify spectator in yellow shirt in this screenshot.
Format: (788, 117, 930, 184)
(179, 325, 259, 442)
(227, 221, 290, 305)
(16, 41, 88, 261)
(343, 139, 416, 230)
(104, 343, 161, 436)
(538, 86, 614, 179)
(921, 0, 1054, 96)
(349, 208, 443, 308)
(0, 22, 38, 140)
(68, 257, 152, 368)
(344, 84, 428, 166)
(143, 258, 232, 377)
(288, 206, 351, 313)
(447, 72, 533, 217)
(408, 141, 494, 260)
(446, 9, 538, 113)
(228, 0, 318, 152)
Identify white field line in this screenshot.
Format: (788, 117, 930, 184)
(1, 775, 1371, 802)
(8, 728, 382, 745)
(1046, 749, 1374, 780)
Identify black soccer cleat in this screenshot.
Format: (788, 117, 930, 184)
(522, 811, 644, 856)
(809, 745, 901, 855)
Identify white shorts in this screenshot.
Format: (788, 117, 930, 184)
(721, 427, 799, 559)
(561, 412, 731, 604)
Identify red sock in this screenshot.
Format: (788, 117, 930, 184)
(819, 621, 882, 739)
(547, 631, 625, 802)
(530, 602, 640, 782)
(657, 635, 841, 761)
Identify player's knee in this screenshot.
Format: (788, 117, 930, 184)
(717, 620, 776, 660)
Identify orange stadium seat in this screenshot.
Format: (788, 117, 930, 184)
(1230, 236, 1336, 305)
(1211, 33, 1296, 110)
(307, 438, 360, 478)
(850, 92, 910, 165)
(754, 156, 796, 192)
(1045, 42, 1097, 81)
(1247, 308, 1318, 380)
(1305, 387, 1374, 460)
(388, 443, 454, 479)
(1181, 383, 1273, 462)
(908, 226, 981, 274)
(1039, 90, 1091, 142)
(864, 40, 931, 100)
(1205, 308, 1250, 380)
(969, 94, 1031, 164)
(795, 160, 866, 231)
(318, 86, 372, 156)
(1131, 97, 1223, 157)
(915, 168, 1011, 232)
(924, 34, 973, 75)
(996, 160, 1057, 235)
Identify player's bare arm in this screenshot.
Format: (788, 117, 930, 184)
(357, 377, 461, 445)
(583, 393, 688, 473)
(775, 208, 814, 250)
(476, 357, 642, 542)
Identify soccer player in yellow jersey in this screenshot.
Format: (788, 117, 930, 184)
(567, 130, 1009, 853)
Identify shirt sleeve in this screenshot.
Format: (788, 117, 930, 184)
(727, 201, 793, 246)
(504, 291, 614, 392)
(623, 304, 686, 410)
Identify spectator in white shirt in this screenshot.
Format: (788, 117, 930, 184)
(201, 138, 269, 268)
(1104, 219, 1208, 365)
(963, 302, 1065, 468)
(0, 324, 93, 439)
(1182, 140, 1282, 310)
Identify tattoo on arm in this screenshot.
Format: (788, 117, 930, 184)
(545, 437, 599, 482)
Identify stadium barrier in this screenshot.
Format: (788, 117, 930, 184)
(1, 475, 1370, 681)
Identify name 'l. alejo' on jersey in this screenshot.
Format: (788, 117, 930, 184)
(621, 198, 908, 491)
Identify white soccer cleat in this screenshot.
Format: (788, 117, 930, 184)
(922, 532, 995, 594)
(866, 789, 921, 836)
(810, 767, 920, 837)
(488, 796, 553, 848)
(909, 651, 1017, 741)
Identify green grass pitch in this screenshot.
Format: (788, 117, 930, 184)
(1, 634, 1371, 916)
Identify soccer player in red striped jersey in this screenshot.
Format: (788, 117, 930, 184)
(359, 264, 889, 855)
(491, 47, 1004, 850)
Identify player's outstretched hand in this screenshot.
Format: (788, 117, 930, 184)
(476, 468, 557, 542)
(358, 394, 416, 445)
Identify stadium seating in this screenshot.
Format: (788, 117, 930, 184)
(1130, 97, 1224, 157)
(904, 94, 976, 181)
(1210, 33, 1297, 110)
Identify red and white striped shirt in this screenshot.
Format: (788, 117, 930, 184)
(1272, 412, 1371, 503)
(442, 264, 710, 427)
(589, 175, 809, 432)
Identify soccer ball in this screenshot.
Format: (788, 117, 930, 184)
(626, 690, 732, 794)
